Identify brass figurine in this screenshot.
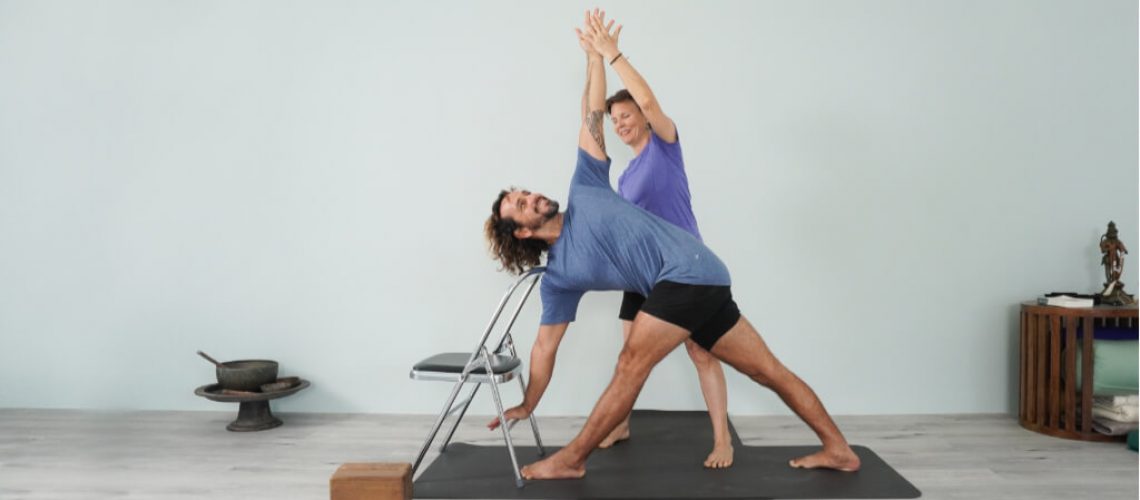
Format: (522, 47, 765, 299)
(1099, 221, 1134, 306)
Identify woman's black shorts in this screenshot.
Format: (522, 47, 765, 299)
(617, 281, 740, 350)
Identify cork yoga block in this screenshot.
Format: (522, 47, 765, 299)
(330, 462, 413, 500)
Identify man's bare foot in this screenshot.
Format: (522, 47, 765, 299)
(703, 442, 734, 468)
(520, 452, 586, 480)
(789, 446, 861, 472)
(597, 420, 630, 449)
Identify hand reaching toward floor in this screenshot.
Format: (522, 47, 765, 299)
(487, 404, 531, 431)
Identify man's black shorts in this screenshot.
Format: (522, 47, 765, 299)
(617, 281, 741, 350)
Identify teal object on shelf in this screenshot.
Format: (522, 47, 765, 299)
(1075, 340, 1139, 394)
(1128, 430, 1138, 452)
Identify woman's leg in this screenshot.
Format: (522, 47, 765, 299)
(684, 339, 734, 468)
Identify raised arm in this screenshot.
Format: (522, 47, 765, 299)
(486, 322, 569, 430)
(576, 10, 608, 161)
(577, 10, 603, 123)
(585, 12, 677, 143)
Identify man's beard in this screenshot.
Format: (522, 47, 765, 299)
(522, 198, 560, 233)
(542, 198, 560, 219)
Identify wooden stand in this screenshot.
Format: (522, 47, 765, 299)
(193, 380, 310, 432)
(1019, 302, 1137, 441)
(330, 463, 412, 500)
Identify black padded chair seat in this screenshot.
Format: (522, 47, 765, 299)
(413, 352, 521, 375)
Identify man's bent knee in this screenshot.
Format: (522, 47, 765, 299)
(616, 346, 658, 378)
(745, 359, 793, 388)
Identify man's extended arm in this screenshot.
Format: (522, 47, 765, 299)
(575, 10, 608, 161)
(487, 322, 569, 430)
(577, 56, 607, 161)
(577, 10, 603, 123)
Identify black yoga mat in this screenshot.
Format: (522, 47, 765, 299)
(414, 410, 921, 499)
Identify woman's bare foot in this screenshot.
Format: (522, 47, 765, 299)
(520, 451, 586, 480)
(597, 420, 630, 449)
(789, 446, 861, 472)
(703, 442, 734, 468)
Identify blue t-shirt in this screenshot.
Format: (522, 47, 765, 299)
(538, 149, 731, 325)
(617, 129, 702, 240)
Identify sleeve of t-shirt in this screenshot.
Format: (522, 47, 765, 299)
(652, 128, 685, 167)
(539, 279, 585, 325)
(571, 148, 612, 189)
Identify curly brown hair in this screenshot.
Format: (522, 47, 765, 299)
(485, 188, 549, 275)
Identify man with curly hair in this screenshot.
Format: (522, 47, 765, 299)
(482, 12, 860, 480)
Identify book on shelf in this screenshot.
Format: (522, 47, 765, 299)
(1037, 292, 1096, 308)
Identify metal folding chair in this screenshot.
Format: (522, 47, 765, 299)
(409, 267, 547, 488)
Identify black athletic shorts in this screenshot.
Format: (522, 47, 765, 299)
(617, 281, 741, 350)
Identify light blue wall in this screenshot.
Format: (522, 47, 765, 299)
(1, 0, 1136, 416)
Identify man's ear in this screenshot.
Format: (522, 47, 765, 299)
(514, 227, 533, 239)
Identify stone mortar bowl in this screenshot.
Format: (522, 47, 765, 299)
(217, 360, 279, 391)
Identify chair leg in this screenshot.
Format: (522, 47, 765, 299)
(411, 377, 467, 475)
(517, 376, 546, 456)
(484, 354, 525, 488)
(439, 383, 481, 452)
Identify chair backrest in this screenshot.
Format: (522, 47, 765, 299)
(462, 267, 545, 371)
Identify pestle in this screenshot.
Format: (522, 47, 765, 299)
(197, 351, 223, 367)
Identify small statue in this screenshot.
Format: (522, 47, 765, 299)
(1099, 221, 1134, 306)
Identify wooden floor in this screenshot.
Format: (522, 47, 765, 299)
(0, 409, 1135, 499)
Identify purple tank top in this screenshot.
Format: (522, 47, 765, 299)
(617, 129, 701, 240)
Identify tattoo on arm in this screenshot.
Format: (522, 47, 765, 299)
(581, 64, 591, 120)
(586, 110, 606, 153)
